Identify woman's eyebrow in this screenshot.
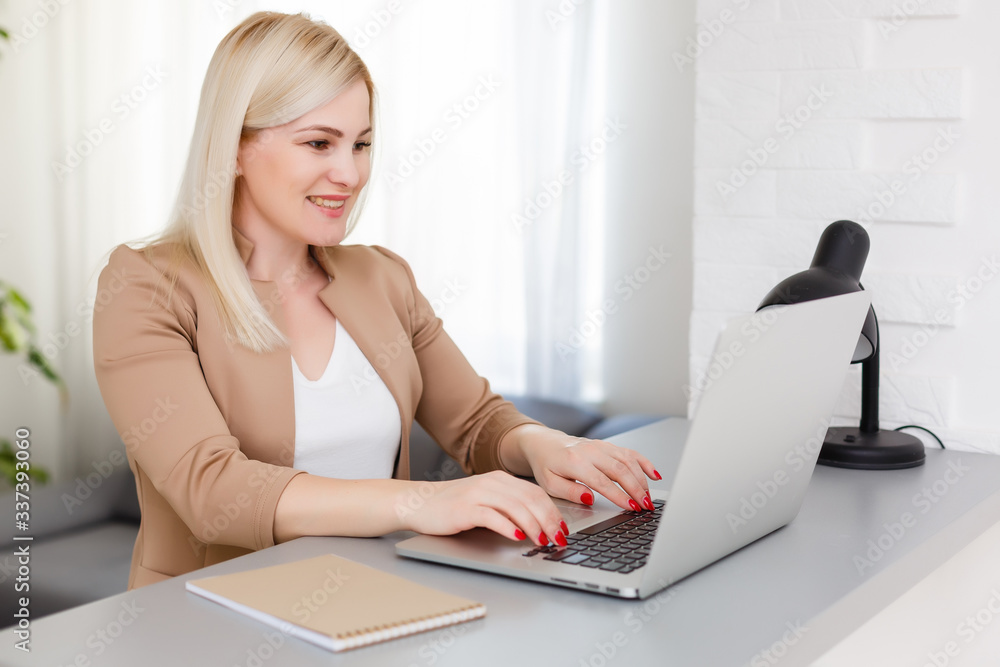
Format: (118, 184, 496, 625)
(294, 125, 373, 138)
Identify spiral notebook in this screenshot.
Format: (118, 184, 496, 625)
(185, 553, 486, 652)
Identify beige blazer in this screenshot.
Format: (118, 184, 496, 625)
(93, 227, 540, 589)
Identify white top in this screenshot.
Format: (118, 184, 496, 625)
(291, 318, 401, 479)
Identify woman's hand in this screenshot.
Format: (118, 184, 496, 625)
(397, 471, 570, 547)
(501, 424, 661, 512)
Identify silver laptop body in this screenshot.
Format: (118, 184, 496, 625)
(396, 291, 872, 599)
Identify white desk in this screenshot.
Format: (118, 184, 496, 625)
(4, 419, 1000, 666)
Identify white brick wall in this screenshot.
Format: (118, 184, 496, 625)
(689, 1, 1000, 453)
(776, 171, 958, 224)
(696, 73, 779, 120)
(697, 22, 866, 72)
(779, 69, 963, 119)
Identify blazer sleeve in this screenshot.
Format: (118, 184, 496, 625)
(371, 246, 543, 476)
(92, 246, 303, 551)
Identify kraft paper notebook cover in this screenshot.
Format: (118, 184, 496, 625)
(185, 553, 486, 652)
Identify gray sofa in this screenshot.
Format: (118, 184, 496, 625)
(1, 396, 663, 622)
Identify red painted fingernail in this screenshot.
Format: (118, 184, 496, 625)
(554, 531, 568, 547)
(580, 492, 594, 505)
(560, 520, 568, 535)
(642, 495, 654, 511)
(654, 469, 662, 480)
(514, 529, 526, 541)
(628, 499, 641, 512)
(538, 531, 549, 545)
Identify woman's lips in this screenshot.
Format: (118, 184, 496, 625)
(307, 195, 347, 218)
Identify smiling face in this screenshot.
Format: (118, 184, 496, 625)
(233, 79, 372, 249)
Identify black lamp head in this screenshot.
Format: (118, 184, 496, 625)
(757, 220, 877, 362)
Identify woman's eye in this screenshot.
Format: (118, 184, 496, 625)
(306, 140, 328, 149)
(354, 141, 372, 151)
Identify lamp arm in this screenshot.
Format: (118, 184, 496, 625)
(858, 305, 880, 434)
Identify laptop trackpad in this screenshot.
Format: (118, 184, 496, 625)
(553, 490, 668, 531)
(553, 495, 625, 530)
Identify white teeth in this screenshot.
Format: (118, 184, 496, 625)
(308, 196, 345, 209)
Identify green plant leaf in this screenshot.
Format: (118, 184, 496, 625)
(0, 439, 51, 486)
(0, 302, 30, 351)
(27, 345, 62, 384)
(0, 26, 10, 40)
(0, 282, 64, 391)
(0, 440, 16, 486)
(7, 287, 33, 314)
(6, 287, 37, 335)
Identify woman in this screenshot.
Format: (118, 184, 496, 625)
(93, 11, 659, 590)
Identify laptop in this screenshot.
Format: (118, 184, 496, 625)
(396, 291, 872, 599)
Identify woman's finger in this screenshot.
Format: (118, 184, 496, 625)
(601, 447, 653, 509)
(475, 472, 566, 546)
(534, 466, 595, 507)
(571, 464, 637, 512)
(472, 505, 528, 544)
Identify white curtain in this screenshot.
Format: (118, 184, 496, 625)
(0, 0, 608, 478)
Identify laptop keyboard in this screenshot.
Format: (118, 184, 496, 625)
(522, 499, 664, 574)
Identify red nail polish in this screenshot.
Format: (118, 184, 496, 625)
(642, 495, 654, 511)
(538, 531, 549, 545)
(514, 529, 526, 541)
(580, 492, 594, 505)
(653, 469, 662, 480)
(554, 531, 567, 547)
(628, 499, 641, 512)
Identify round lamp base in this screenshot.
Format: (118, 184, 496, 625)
(819, 426, 926, 470)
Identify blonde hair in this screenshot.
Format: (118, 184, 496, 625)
(143, 11, 376, 353)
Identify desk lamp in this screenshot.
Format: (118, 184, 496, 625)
(757, 220, 925, 470)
